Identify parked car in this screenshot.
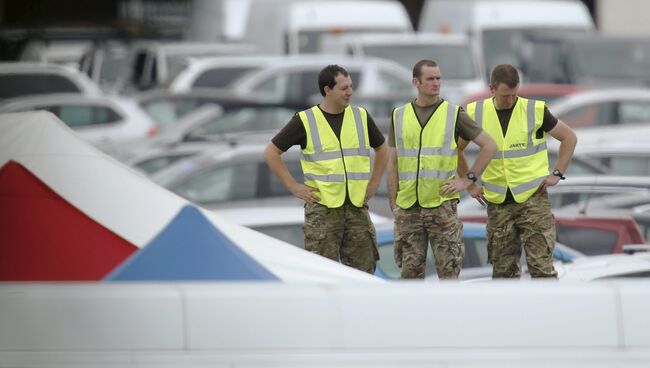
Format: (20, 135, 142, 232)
(152, 144, 390, 215)
(0, 93, 158, 152)
(217, 206, 391, 250)
(134, 88, 300, 132)
(230, 55, 414, 108)
(374, 221, 584, 280)
(116, 41, 258, 92)
(550, 88, 650, 128)
(0, 62, 101, 100)
(557, 252, 650, 281)
(573, 144, 650, 176)
(460, 83, 586, 106)
(458, 175, 650, 215)
(320, 32, 483, 104)
(168, 55, 282, 93)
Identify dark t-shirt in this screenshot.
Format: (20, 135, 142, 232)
(272, 105, 385, 152)
(496, 98, 559, 203)
(388, 99, 483, 147)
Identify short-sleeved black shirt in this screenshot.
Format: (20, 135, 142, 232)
(271, 105, 385, 152)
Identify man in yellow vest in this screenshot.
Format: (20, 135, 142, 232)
(463, 64, 577, 278)
(264, 64, 387, 274)
(388, 59, 496, 279)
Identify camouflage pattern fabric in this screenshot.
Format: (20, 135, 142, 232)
(486, 189, 558, 279)
(303, 202, 379, 274)
(393, 200, 464, 279)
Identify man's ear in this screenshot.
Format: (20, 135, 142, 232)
(411, 77, 419, 87)
(323, 85, 331, 96)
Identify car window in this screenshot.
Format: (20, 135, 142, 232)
(193, 66, 261, 88)
(269, 161, 302, 197)
(377, 70, 412, 93)
(602, 156, 650, 176)
(173, 162, 258, 204)
(39, 104, 122, 128)
(134, 153, 195, 175)
(251, 224, 305, 248)
(0, 74, 80, 99)
(254, 74, 288, 103)
(191, 106, 295, 136)
(619, 100, 650, 124)
(556, 226, 617, 256)
(558, 104, 600, 128)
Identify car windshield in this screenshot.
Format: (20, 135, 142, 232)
(572, 40, 650, 80)
(188, 106, 295, 137)
(0, 74, 80, 99)
(363, 44, 477, 79)
(193, 66, 261, 88)
(481, 28, 586, 81)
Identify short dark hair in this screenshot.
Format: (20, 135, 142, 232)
(318, 65, 349, 96)
(412, 59, 438, 79)
(490, 64, 520, 88)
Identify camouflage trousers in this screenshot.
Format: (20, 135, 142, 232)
(486, 190, 558, 279)
(393, 200, 464, 279)
(303, 202, 379, 274)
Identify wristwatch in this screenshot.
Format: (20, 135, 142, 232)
(466, 171, 478, 183)
(552, 169, 566, 180)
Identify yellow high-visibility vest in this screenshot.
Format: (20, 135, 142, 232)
(393, 101, 460, 208)
(299, 105, 371, 208)
(466, 97, 549, 204)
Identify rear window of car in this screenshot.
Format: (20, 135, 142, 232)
(556, 225, 617, 256)
(0, 74, 80, 99)
(38, 105, 122, 128)
(193, 66, 261, 88)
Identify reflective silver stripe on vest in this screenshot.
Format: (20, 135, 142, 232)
(352, 107, 366, 149)
(394, 105, 406, 149)
(304, 108, 322, 152)
(302, 107, 370, 162)
(303, 173, 345, 182)
(483, 181, 508, 195)
(419, 147, 456, 156)
(419, 103, 456, 157)
(399, 169, 455, 181)
(346, 172, 371, 180)
(397, 148, 419, 157)
(475, 99, 484, 128)
(510, 175, 547, 196)
(497, 99, 545, 158)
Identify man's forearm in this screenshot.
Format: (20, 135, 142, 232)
(263, 143, 298, 190)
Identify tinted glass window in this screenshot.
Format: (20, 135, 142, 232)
(134, 153, 194, 175)
(51, 105, 121, 128)
(0, 74, 80, 99)
(556, 226, 617, 256)
(194, 67, 260, 88)
(191, 106, 295, 137)
(619, 100, 650, 124)
(173, 163, 258, 204)
(251, 224, 305, 248)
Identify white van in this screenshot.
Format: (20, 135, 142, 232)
(243, 0, 413, 55)
(419, 0, 595, 80)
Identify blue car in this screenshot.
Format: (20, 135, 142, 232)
(373, 221, 584, 280)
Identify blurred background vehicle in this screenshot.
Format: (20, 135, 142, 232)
(0, 62, 101, 100)
(242, 0, 413, 55)
(0, 93, 158, 152)
(320, 32, 483, 104)
(549, 88, 650, 128)
(229, 55, 414, 108)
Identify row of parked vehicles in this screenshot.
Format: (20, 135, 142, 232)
(2, 0, 650, 280)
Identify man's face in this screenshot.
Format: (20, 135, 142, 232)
(491, 82, 519, 109)
(413, 65, 441, 98)
(325, 73, 353, 108)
